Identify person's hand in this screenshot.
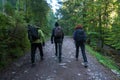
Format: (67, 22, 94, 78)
(42, 42, 45, 46)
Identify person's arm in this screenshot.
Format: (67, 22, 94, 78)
(39, 30, 45, 44)
(28, 29, 32, 43)
(62, 32, 64, 39)
(51, 28, 54, 44)
(73, 30, 76, 40)
(62, 28, 64, 40)
(84, 31, 87, 42)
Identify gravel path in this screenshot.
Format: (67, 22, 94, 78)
(0, 37, 119, 80)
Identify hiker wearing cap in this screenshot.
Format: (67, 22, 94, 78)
(73, 24, 88, 68)
(51, 22, 64, 63)
(28, 24, 45, 66)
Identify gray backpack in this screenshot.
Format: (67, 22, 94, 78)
(54, 26, 63, 38)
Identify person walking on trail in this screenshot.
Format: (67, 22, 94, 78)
(28, 24, 45, 66)
(73, 24, 88, 68)
(51, 22, 64, 63)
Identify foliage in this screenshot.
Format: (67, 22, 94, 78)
(58, 0, 120, 51)
(0, 0, 54, 69)
(0, 12, 29, 68)
(26, 0, 53, 36)
(4, 2, 15, 16)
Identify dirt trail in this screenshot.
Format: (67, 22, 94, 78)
(0, 37, 119, 80)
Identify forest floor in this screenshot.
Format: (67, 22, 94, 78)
(0, 37, 120, 80)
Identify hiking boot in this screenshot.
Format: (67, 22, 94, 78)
(76, 58, 78, 61)
(31, 63, 36, 67)
(84, 62, 88, 68)
(59, 58, 62, 63)
(41, 57, 44, 61)
(55, 53, 57, 56)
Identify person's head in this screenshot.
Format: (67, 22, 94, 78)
(75, 24, 83, 29)
(28, 24, 32, 28)
(55, 22, 59, 27)
(28, 24, 31, 27)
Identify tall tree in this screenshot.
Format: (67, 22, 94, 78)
(58, 0, 119, 50)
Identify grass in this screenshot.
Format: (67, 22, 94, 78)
(86, 45, 120, 74)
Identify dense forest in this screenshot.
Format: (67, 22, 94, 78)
(0, 0, 55, 69)
(58, 0, 120, 49)
(0, 0, 120, 70)
(57, 0, 120, 66)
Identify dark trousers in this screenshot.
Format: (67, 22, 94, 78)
(31, 43, 43, 63)
(55, 42, 62, 61)
(75, 41, 88, 62)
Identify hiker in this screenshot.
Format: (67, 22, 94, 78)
(28, 24, 45, 66)
(73, 24, 88, 68)
(51, 22, 64, 62)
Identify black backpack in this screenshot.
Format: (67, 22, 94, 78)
(28, 25, 40, 42)
(74, 29, 86, 41)
(54, 26, 63, 38)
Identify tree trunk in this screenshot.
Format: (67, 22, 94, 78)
(98, 8, 104, 48)
(2, 0, 5, 13)
(18, 0, 20, 11)
(82, 0, 86, 27)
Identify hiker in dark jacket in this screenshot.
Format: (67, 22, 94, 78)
(51, 22, 64, 62)
(28, 24, 45, 66)
(73, 24, 88, 68)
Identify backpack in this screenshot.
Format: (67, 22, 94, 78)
(74, 29, 86, 41)
(28, 25, 40, 42)
(54, 26, 63, 38)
